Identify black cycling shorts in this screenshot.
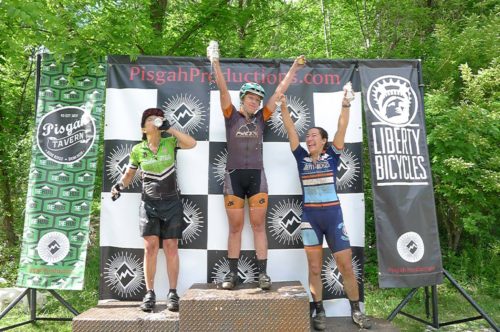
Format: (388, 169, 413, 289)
(223, 169, 268, 199)
(139, 200, 183, 239)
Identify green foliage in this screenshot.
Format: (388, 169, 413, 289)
(426, 60, 500, 251)
(0, 1, 499, 329)
(425, 12, 500, 95)
(0, 243, 22, 285)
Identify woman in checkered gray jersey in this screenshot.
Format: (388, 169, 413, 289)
(209, 43, 305, 291)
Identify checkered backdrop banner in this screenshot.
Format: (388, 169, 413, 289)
(100, 56, 365, 317)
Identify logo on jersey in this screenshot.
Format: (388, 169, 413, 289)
(303, 153, 331, 171)
(235, 118, 258, 137)
(103, 251, 145, 298)
(163, 94, 205, 134)
(106, 143, 142, 189)
(211, 256, 258, 285)
(322, 255, 361, 296)
(397, 232, 424, 263)
(181, 198, 204, 245)
(268, 199, 303, 245)
(269, 96, 311, 137)
(367, 75, 418, 127)
(336, 147, 361, 191)
(37, 106, 96, 164)
(37, 232, 70, 264)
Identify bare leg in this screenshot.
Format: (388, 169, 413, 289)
(225, 195, 245, 258)
(334, 249, 371, 328)
(333, 248, 359, 301)
(305, 246, 324, 301)
(248, 193, 268, 260)
(306, 246, 327, 329)
(143, 236, 160, 290)
(162, 238, 179, 289)
(249, 207, 268, 259)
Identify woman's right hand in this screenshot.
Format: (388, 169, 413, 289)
(111, 182, 121, 196)
(294, 55, 306, 68)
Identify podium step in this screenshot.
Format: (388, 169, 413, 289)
(179, 281, 310, 332)
(72, 283, 399, 332)
(72, 301, 179, 332)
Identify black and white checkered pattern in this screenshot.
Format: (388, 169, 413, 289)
(100, 57, 365, 316)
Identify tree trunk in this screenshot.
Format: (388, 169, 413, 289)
(0, 166, 17, 245)
(150, 0, 168, 36)
(354, 0, 370, 50)
(0, 86, 16, 245)
(237, 0, 248, 58)
(452, 228, 462, 253)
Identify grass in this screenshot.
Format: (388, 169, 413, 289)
(364, 282, 499, 331)
(0, 237, 100, 332)
(1, 243, 498, 331)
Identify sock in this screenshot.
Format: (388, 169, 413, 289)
(350, 300, 360, 312)
(309, 302, 315, 317)
(169, 288, 177, 294)
(314, 300, 325, 314)
(228, 258, 238, 273)
(257, 259, 267, 274)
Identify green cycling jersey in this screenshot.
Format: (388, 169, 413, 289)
(129, 137, 179, 200)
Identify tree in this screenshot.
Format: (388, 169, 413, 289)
(0, 0, 498, 271)
(426, 59, 499, 252)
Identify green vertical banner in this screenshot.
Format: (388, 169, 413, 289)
(16, 54, 106, 290)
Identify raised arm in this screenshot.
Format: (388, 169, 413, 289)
(279, 94, 300, 151)
(332, 91, 351, 150)
(211, 59, 232, 115)
(167, 127, 197, 149)
(265, 55, 305, 112)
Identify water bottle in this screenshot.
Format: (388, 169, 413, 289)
(153, 118, 163, 128)
(343, 81, 355, 102)
(207, 40, 219, 62)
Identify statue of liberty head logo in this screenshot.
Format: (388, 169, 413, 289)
(367, 75, 418, 127)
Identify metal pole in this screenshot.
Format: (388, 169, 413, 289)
(48, 290, 79, 316)
(444, 270, 499, 331)
(431, 285, 439, 328)
(424, 286, 430, 318)
(29, 288, 37, 321)
(0, 288, 30, 320)
(387, 288, 419, 321)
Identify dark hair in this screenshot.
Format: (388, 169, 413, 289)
(309, 126, 329, 153)
(141, 108, 164, 140)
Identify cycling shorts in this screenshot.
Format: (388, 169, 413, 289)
(301, 205, 351, 253)
(223, 169, 268, 199)
(139, 199, 183, 239)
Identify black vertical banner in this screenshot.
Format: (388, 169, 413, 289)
(359, 60, 443, 288)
